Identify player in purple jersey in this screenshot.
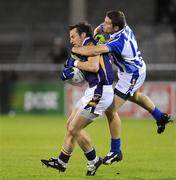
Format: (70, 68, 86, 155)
(41, 22, 115, 176)
(72, 10, 172, 165)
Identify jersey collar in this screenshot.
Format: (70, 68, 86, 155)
(82, 37, 91, 46)
(110, 25, 126, 39)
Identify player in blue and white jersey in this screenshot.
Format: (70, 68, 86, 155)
(41, 22, 115, 176)
(72, 10, 172, 165)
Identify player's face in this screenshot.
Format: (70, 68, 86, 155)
(103, 16, 114, 33)
(70, 28, 85, 47)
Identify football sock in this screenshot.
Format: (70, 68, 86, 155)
(84, 148, 96, 161)
(151, 107, 162, 121)
(58, 147, 71, 163)
(111, 138, 121, 154)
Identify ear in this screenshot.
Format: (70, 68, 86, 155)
(114, 26, 119, 32)
(81, 32, 87, 39)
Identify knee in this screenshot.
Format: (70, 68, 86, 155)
(105, 110, 116, 122)
(67, 123, 77, 137)
(132, 92, 141, 102)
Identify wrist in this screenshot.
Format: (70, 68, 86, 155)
(74, 60, 78, 67)
(72, 47, 76, 53)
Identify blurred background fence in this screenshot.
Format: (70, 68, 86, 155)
(0, 0, 175, 116)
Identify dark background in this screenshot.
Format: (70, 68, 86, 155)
(0, 0, 175, 113)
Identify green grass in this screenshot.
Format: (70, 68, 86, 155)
(0, 115, 176, 180)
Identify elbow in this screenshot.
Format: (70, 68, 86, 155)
(90, 65, 99, 72)
(94, 67, 99, 72)
(93, 67, 99, 73)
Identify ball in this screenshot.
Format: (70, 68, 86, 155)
(68, 67, 85, 85)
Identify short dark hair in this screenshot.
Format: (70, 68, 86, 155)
(106, 10, 126, 30)
(69, 22, 93, 37)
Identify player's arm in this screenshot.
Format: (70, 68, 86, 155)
(94, 23, 104, 35)
(65, 55, 100, 72)
(72, 44, 109, 56)
(76, 55, 100, 73)
(94, 25, 102, 36)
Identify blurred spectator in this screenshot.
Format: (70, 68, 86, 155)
(49, 37, 68, 64)
(155, 0, 172, 24)
(155, 0, 176, 37)
(0, 71, 18, 114)
(168, 0, 176, 36)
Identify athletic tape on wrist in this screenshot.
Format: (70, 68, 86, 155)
(74, 60, 78, 67)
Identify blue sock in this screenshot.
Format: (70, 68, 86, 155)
(111, 138, 121, 154)
(151, 107, 162, 121)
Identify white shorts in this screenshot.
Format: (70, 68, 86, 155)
(75, 85, 113, 116)
(114, 65, 146, 100)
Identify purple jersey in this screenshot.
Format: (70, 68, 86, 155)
(81, 37, 114, 87)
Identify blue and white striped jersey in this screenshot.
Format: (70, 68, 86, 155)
(103, 25, 146, 74)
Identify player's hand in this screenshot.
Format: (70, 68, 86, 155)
(94, 34, 106, 44)
(64, 57, 76, 67)
(61, 67, 74, 81)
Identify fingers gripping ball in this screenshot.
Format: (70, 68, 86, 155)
(64, 57, 76, 67)
(61, 67, 74, 81)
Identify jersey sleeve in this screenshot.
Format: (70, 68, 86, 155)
(105, 36, 124, 54)
(100, 23, 104, 33)
(77, 37, 96, 61)
(83, 37, 96, 46)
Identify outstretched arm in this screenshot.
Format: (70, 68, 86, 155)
(72, 44, 109, 56)
(77, 55, 100, 73)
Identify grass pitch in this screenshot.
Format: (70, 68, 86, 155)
(0, 115, 176, 180)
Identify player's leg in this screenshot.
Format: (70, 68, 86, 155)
(67, 85, 113, 175)
(41, 110, 101, 174)
(77, 130, 93, 152)
(63, 111, 93, 152)
(103, 71, 145, 165)
(69, 110, 103, 176)
(129, 89, 172, 134)
(117, 69, 172, 134)
(129, 90, 155, 112)
(41, 108, 78, 172)
(103, 95, 125, 165)
(61, 100, 105, 176)
(106, 95, 125, 138)
(76, 129, 103, 176)
(77, 85, 114, 168)
(77, 85, 114, 175)
(41, 85, 112, 175)
(69, 109, 102, 176)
